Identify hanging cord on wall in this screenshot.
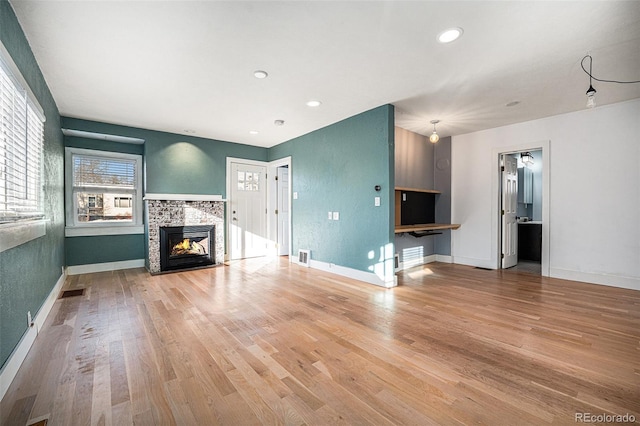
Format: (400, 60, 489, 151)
(581, 55, 640, 84)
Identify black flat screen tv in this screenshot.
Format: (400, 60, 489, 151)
(400, 191, 435, 225)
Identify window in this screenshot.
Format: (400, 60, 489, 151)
(237, 171, 260, 191)
(114, 196, 132, 208)
(65, 147, 143, 236)
(0, 44, 45, 223)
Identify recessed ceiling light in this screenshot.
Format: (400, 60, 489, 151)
(249, 130, 259, 135)
(506, 101, 521, 107)
(274, 119, 285, 126)
(437, 27, 463, 43)
(184, 129, 196, 134)
(254, 70, 268, 79)
(306, 100, 322, 107)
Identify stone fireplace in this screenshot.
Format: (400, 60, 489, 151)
(145, 194, 225, 274)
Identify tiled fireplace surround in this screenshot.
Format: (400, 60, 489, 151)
(145, 196, 225, 274)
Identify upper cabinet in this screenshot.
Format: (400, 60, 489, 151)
(518, 167, 533, 204)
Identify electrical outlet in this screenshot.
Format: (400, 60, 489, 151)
(293, 192, 298, 199)
(27, 311, 32, 327)
(374, 196, 381, 206)
(333, 211, 339, 221)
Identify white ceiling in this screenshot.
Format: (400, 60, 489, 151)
(10, 1, 640, 148)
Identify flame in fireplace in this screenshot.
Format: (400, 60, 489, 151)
(175, 238, 191, 251)
(171, 238, 206, 256)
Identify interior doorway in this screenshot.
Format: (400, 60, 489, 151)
(267, 157, 292, 258)
(496, 142, 550, 276)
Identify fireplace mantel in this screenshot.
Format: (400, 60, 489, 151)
(144, 193, 226, 202)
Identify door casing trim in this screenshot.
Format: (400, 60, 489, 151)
(493, 141, 550, 276)
(226, 156, 292, 261)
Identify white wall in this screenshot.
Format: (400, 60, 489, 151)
(451, 99, 640, 290)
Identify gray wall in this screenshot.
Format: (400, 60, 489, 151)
(394, 127, 434, 189)
(434, 136, 452, 255)
(393, 127, 454, 263)
(394, 128, 435, 262)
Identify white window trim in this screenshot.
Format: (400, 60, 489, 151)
(65, 147, 143, 237)
(0, 40, 45, 121)
(0, 219, 48, 253)
(0, 40, 46, 250)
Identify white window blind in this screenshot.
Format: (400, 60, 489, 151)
(73, 155, 137, 192)
(0, 54, 45, 222)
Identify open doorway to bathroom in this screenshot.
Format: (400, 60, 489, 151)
(497, 142, 550, 276)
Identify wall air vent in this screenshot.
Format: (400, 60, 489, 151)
(298, 249, 310, 267)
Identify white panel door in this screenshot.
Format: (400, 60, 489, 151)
(501, 155, 518, 268)
(230, 162, 268, 260)
(277, 167, 289, 256)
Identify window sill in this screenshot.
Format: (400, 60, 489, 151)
(65, 225, 144, 237)
(0, 219, 48, 253)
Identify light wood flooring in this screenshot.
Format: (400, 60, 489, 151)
(1, 258, 639, 425)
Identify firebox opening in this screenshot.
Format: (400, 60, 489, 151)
(160, 225, 215, 272)
(170, 237, 208, 257)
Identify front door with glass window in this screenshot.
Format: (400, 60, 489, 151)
(229, 162, 268, 260)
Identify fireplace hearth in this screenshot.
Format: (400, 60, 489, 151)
(160, 225, 215, 272)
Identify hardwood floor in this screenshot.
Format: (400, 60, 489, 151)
(1, 258, 639, 425)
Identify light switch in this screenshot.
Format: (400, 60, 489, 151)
(328, 211, 333, 220)
(374, 196, 381, 206)
(333, 211, 339, 220)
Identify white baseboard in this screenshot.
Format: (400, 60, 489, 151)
(550, 268, 640, 291)
(396, 254, 454, 271)
(300, 259, 397, 288)
(397, 254, 437, 271)
(67, 259, 145, 275)
(0, 269, 66, 400)
(435, 254, 453, 263)
(451, 256, 496, 270)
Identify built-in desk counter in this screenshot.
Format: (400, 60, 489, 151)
(395, 223, 461, 236)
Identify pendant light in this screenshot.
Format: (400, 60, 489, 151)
(521, 152, 534, 167)
(429, 120, 440, 143)
(583, 56, 596, 108)
(580, 54, 640, 109)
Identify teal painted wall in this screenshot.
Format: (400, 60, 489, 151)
(0, 1, 64, 369)
(64, 135, 144, 156)
(144, 132, 267, 195)
(61, 117, 268, 266)
(268, 105, 395, 278)
(65, 235, 145, 266)
(62, 125, 146, 267)
(62, 117, 268, 195)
